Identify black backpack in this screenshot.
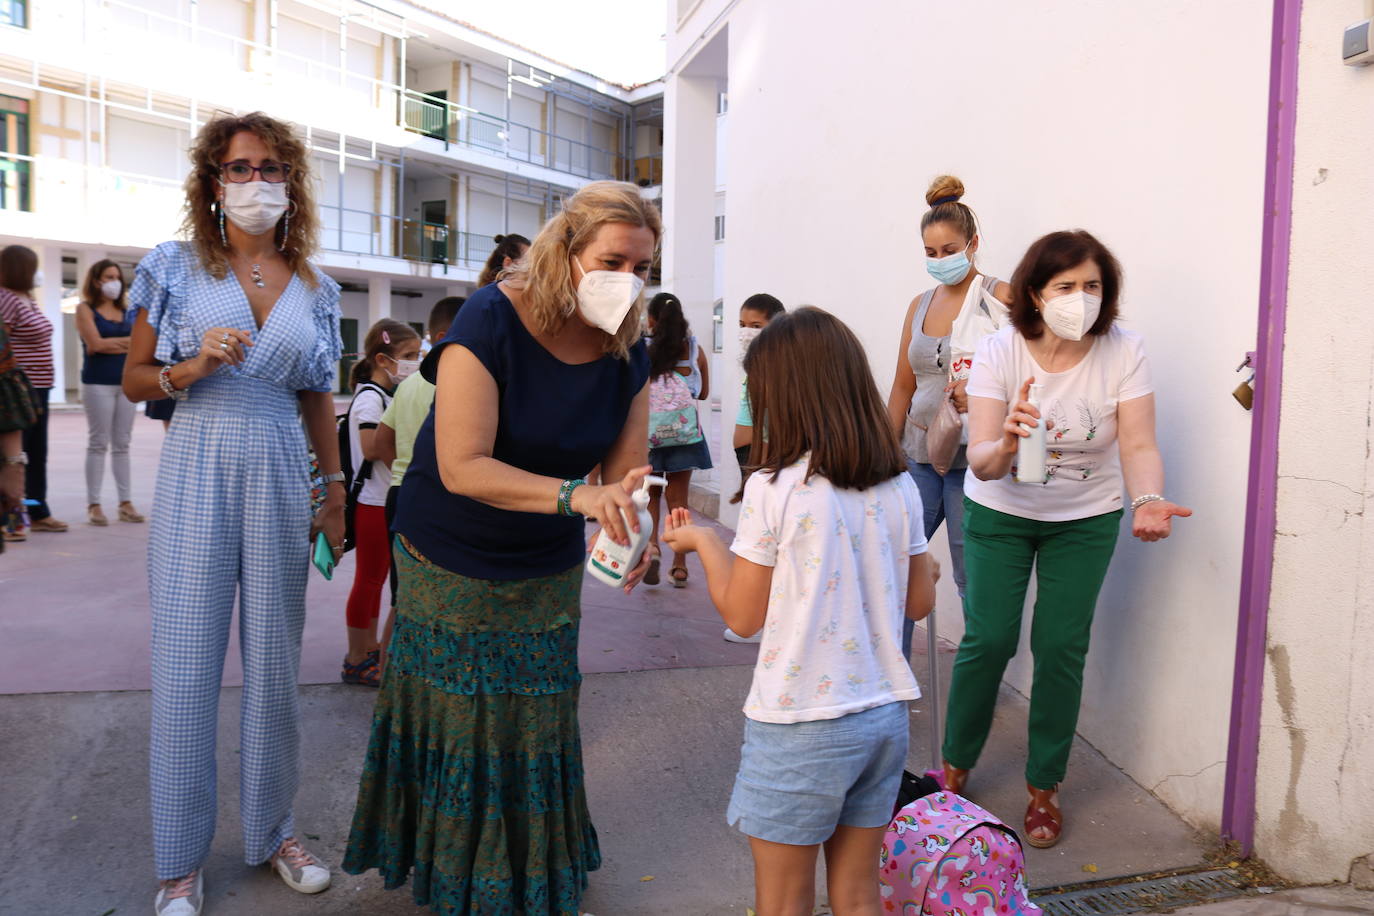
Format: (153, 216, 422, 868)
(337, 381, 387, 553)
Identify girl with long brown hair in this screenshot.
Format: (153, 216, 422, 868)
(662, 307, 939, 916)
(643, 291, 711, 587)
(122, 111, 343, 914)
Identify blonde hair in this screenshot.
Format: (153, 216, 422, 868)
(504, 180, 662, 359)
(920, 174, 980, 243)
(181, 111, 321, 287)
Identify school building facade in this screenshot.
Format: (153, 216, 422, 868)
(0, 0, 665, 398)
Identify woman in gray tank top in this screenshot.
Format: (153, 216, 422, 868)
(885, 176, 1013, 656)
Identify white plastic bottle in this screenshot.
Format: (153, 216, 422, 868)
(1015, 383, 1047, 484)
(586, 475, 668, 586)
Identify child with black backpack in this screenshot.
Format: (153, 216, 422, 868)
(340, 318, 420, 687)
(662, 307, 938, 916)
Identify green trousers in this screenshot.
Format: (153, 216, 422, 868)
(942, 498, 1121, 789)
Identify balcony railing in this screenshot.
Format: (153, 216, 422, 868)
(78, 0, 638, 185)
(317, 200, 495, 271)
(400, 90, 626, 181)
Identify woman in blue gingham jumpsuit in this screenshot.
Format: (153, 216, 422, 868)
(129, 240, 341, 880)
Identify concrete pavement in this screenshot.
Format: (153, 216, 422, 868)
(2, 409, 1217, 913)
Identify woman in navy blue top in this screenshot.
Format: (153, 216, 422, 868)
(75, 259, 145, 526)
(345, 181, 658, 915)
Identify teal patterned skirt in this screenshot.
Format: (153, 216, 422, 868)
(342, 536, 600, 915)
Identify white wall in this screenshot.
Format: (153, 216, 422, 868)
(686, 0, 1273, 833)
(1257, 0, 1374, 885)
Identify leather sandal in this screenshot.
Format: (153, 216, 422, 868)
(1024, 783, 1063, 848)
(670, 565, 688, 588)
(942, 761, 971, 796)
(644, 546, 661, 586)
(118, 502, 147, 523)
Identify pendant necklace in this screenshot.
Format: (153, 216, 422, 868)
(250, 263, 265, 288)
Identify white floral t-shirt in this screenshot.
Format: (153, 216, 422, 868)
(964, 325, 1153, 522)
(731, 457, 927, 724)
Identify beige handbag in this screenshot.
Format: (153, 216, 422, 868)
(924, 367, 962, 476)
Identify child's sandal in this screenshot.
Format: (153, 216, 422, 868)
(1024, 783, 1063, 848)
(644, 547, 661, 586)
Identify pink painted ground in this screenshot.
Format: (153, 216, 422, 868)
(1, 408, 756, 695)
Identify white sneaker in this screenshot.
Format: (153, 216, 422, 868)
(154, 869, 203, 915)
(269, 837, 331, 894)
(723, 627, 762, 644)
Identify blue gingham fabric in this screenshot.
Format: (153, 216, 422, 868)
(130, 242, 341, 879)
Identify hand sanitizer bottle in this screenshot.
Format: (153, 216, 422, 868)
(1015, 384, 1047, 484)
(586, 475, 668, 586)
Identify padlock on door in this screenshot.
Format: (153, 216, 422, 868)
(1233, 374, 1255, 410)
(1233, 353, 1255, 411)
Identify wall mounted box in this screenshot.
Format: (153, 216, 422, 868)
(1343, 19, 1374, 66)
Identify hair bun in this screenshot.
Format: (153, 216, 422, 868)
(493, 234, 506, 243)
(925, 175, 966, 208)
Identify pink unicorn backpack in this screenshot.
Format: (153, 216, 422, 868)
(880, 791, 1042, 915)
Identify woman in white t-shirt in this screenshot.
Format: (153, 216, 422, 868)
(662, 307, 938, 916)
(342, 319, 421, 687)
(943, 230, 1191, 850)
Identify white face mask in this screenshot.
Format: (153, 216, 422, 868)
(1040, 290, 1102, 341)
(100, 279, 123, 301)
(31, 269, 44, 290)
(572, 259, 644, 335)
(393, 358, 420, 382)
(221, 180, 289, 236)
(738, 326, 762, 366)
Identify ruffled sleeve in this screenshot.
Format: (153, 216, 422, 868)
(301, 267, 343, 392)
(127, 242, 191, 366)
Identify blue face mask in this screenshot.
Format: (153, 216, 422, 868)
(926, 244, 972, 286)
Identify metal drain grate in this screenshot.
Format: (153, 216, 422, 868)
(1031, 868, 1250, 915)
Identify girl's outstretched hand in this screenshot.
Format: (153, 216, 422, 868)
(661, 506, 701, 554)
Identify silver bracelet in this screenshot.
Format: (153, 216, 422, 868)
(319, 472, 345, 486)
(1131, 493, 1165, 512)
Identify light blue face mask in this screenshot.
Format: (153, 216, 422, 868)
(926, 244, 972, 286)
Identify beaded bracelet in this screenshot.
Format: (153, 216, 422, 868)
(557, 478, 586, 517)
(1130, 493, 1165, 512)
(158, 365, 188, 401)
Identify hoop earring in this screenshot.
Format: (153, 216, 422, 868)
(216, 202, 227, 248)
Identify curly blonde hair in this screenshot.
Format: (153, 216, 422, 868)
(504, 181, 662, 359)
(181, 111, 321, 287)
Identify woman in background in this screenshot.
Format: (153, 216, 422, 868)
(476, 232, 530, 288)
(0, 244, 66, 536)
(886, 175, 1012, 657)
(76, 259, 145, 526)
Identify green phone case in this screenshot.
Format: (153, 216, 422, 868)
(313, 531, 335, 580)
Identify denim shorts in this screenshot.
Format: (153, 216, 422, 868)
(727, 700, 909, 845)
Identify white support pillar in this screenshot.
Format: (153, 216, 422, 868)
(367, 276, 392, 327)
(661, 74, 721, 510)
(38, 245, 67, 404)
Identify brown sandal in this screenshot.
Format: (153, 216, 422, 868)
(942, 762, 970, 796)
(1024, 783, 1062, 848)
(644, 547, 661, 586)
